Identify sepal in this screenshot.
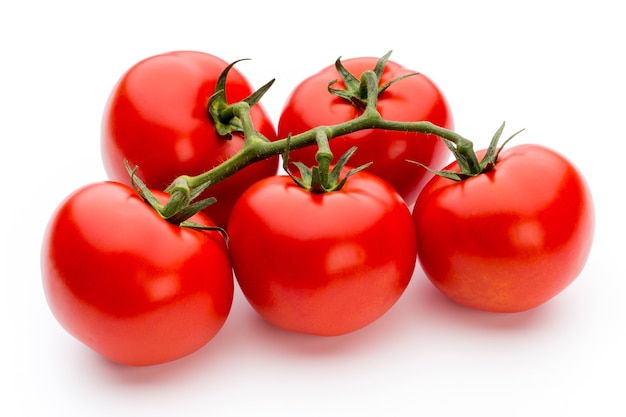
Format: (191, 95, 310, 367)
(125, 161, 224, 234)
(283, 138, 371, 193)
(208, 59, 275, 137)
(328, 50, 419, 109)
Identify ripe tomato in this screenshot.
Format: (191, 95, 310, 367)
(412, 144, 595, 313)
(278, 55, 454, 208)
(101, 50, 278, 228)
(227, 171, 417, 336)
(41, 182, 234, 366)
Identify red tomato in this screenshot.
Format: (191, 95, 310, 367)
(101, 51, 278, 228)
(278, 55, 454, 208)
(227, 171, 417, 336)
(41, 182, 234, 366)
(412, 144, 595, 313)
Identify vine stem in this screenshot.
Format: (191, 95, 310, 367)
(151, 69, 487, 224)
(181, 70, 478, 196)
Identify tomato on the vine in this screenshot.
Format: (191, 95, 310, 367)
(227, 169, 417, 336)
(278, 53, 454, 208)
(412, 144, 594, 313)
(101, 50, 278, 228)
(41, 182, 234, 366)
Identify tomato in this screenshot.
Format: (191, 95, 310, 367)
(101, 50, 278, 228)
(41, 182, 234, 366)
(412, 144, 595, 313)
(278, 54, 454, 208)
(227, 171, 417, 336)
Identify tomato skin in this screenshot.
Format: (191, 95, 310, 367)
(227, 172, 417, 336)
(278, 56, 454, 208)
(41, 182, 234, 366)
(412, 144, 595, 313)
(101, 51, 278, 228)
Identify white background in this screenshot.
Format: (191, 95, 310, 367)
(2, 1, 624, 416)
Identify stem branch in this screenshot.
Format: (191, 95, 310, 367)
(167, 69, 482, 218)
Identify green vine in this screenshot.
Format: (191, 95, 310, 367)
(127, 51, 520, 227)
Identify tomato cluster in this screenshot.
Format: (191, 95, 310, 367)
(41, 51, 595, 366)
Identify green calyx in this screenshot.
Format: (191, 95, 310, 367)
(410, 122, 525, 181)
(208, 59, 275, 137)
(328, 50, 418, 109)
(284, 130, 371, 193)
(125, 161, 226, 234)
